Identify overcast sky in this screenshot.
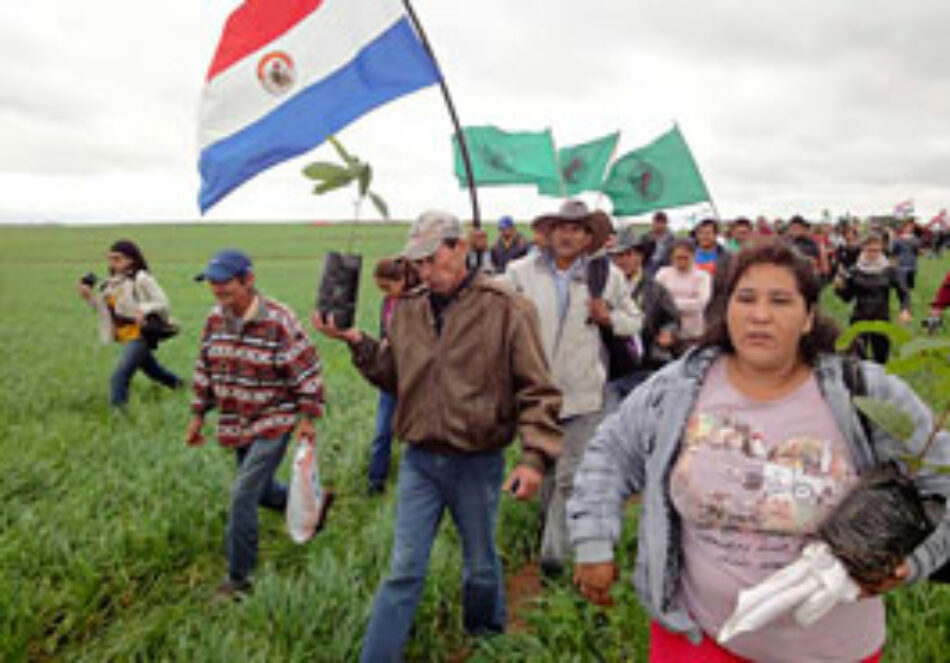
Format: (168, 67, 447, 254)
(2, 0, 948, 226)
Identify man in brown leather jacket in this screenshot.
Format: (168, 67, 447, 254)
(313, 209, 562, 663)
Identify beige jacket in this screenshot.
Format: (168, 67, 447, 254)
(500, 252, 641, 418)
(90, 271, 172, 344)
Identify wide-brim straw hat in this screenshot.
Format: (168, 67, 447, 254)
(532, 199, 613, 254)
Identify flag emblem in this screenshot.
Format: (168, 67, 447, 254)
(603, 126, 709, 216)
(536, 131, 618, 197)
(257, 51, 296, 96)
(480, 146, 515, 174)
(562, 157, 586, 185)
(627, 159, 663, 202)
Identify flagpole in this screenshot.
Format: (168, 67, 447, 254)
(402, 0, 481, 228)
(674, 120, 721, 222)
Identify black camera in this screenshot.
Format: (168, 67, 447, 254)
(80, 272, 98, 287)
(922, 315, 945, 336)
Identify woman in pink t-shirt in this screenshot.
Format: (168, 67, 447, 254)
(569, 240, 950, 663)
(655, 238, 712, 344)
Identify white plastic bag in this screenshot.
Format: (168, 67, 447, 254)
(286, 441, 329, 544)
(718, 542, 861, 644)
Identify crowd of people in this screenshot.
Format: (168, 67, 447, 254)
(76, 206, 950, 661)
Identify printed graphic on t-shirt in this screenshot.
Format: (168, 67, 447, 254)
(671, 411, 856, 570)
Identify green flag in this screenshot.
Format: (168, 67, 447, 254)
(538, 131, 619, 196)
(453, 126, 558, 186)
(603, 126, 709, 216)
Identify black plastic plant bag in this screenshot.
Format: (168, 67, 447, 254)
(317, 251, 361, 330)
(817, 463, 935, 586)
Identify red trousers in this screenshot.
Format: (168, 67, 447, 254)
(649, 621, 882, 663)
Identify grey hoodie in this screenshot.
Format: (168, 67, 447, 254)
(568, 346, 950, 642)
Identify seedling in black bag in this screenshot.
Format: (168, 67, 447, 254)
(820, 320, 950, 585)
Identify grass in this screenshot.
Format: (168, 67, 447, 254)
(1, 222, 948, 661)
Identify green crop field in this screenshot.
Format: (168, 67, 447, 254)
(1, 222, 948, 662)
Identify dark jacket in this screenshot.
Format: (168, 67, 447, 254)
(835, 244, 861, 271)
(603, 276, 681, 379)
(490, 233, 529, 274)
(891, 235, 920, 272)
(835, 264, 909, 321)
(350, 274, 562, 471)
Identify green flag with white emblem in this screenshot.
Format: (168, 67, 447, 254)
(537, 131, 619, 196)
(452, 126, 558, 186)
(603, 126, 709, 215)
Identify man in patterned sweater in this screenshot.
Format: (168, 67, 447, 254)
(185, 249, 328, 598)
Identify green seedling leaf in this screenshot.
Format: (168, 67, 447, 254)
(314, 172, 356, 194)
(302, 162, 350, 181)
(328, 135, 359, 167)
(836, 320, 913, 354)
(854, 395, 916, 443)
(358, 164, 372, 197)
(369, 192, 390, 219)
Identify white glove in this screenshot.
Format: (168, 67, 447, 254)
(718, 542, 861, 644)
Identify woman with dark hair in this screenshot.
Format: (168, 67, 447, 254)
(77, 239, 182, 407)
(655, 238, 712, 346)
(366, 257, 407, 495)
(568, 239, 950, 662)
(833, 233, 911, 364)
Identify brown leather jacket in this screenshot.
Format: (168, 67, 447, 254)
(350, 274, 562, 471)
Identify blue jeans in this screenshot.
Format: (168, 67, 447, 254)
(368, 391, 397, 490)
(226, 434, 290, 583)
(109, 338, 181, 406)
(361, 446, 506, 663)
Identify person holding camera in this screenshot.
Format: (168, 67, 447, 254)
(76, 239, 183, 407)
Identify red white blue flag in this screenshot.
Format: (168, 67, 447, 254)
(893, 199, 915, 218)
(198, 0, 440, 212)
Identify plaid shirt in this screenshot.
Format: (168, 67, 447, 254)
(192, 295, 324, 447)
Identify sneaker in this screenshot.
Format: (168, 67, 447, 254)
(214, 577, 252, 602)
(314, 490, 335, 534)
(366, 483, 385, 497)
(539, 558, 564, 581)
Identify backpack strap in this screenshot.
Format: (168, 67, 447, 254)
(841, 354, 875, 450)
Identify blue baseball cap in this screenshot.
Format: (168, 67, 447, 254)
(195, 249, 253, 282)
(498, 215, 514, 230)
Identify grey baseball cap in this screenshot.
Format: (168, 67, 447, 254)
(401, 210, 462, 260)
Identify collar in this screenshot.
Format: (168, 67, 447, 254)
(223, 293, 264, 330)
(543, 250, 588, 279)
(429, 267, 477, 309)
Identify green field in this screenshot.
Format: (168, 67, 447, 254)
(2, 223, 949, 661)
